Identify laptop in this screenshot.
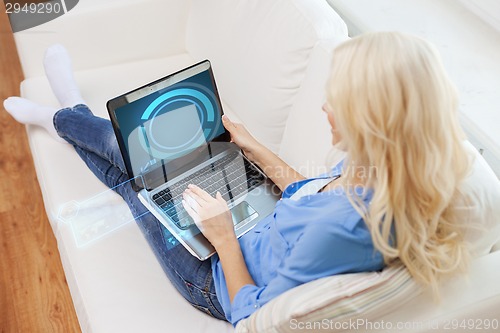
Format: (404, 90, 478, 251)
(107, 60, 280, 260)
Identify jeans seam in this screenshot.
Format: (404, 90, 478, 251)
(165, 261, 219, 318)
(181, 269, 224, 319)
(123, 185, 139, 218)
(184, 280, 197, 306)
(173, 269, 212, 315)
(152, 219, 168, 249)
(203, 271, 225, 318)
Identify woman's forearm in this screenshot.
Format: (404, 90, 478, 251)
(221, 115, 304, 190)
(216, 238, 255, 303)
(251, 144, 305, 191)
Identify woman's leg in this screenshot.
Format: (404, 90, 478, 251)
(53, 105, 226, 320)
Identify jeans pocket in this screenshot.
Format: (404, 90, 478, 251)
(202, 290, 226, 320)
(184, 281, 214, 317)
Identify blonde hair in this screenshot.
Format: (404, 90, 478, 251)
(327, 32, 471, 296)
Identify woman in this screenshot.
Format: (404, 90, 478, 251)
(4, 32, 493, 326)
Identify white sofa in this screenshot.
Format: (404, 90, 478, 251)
(13, 1, 500, 332)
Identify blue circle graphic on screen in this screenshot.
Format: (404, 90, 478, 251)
(141, 88, 214, 121)
(149, 98, 205, 150)
(137, 84, 221, 160)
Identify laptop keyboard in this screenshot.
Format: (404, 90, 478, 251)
(151, 151, 266, 229)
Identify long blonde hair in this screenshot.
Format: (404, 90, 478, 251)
(327, 32, 471, 296)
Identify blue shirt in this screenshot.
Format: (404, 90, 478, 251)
(211, 162, 384, 326)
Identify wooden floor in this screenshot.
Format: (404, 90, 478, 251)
(0, 3, 81, 333)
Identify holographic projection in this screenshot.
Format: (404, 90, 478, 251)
(56, 176, 154, 248)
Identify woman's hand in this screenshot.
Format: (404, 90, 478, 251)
(222, 115, 263, 162)
(182, 184, 256, 301)
(182, 184, 236, 250)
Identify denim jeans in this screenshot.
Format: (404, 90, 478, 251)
(53, 105, 227, 321)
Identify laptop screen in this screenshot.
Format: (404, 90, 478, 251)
(108, 61, 230, 191)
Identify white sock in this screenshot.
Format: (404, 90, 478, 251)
(3, 97, 66, 143)
(43, 44, 85, 108)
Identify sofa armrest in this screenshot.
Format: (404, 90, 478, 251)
(14, 0, 192, 78)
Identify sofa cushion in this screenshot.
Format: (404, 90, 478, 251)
(185, 0, 348, 153)
(458, 141, 500, 257)
(493, 240, 500, 253)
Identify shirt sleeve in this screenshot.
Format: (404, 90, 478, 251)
(229, 221, 376, 325)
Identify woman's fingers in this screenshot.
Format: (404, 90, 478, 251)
(183, 185, 229, 219)
(222, 116, 235, 142)
(215, 191, 226, 204)
(222, 115, 234, 128)
(222, 115, 239, 136)
(183, 184, 213, 205)
(187, 184, 213, 202)
(182, 192, 202, 212)
(182, 199, 200, 222)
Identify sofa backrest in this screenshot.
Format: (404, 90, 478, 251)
(278, 39, 347, 177)
(14, 0, 192, 78)
(185, 0, 348, 153)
